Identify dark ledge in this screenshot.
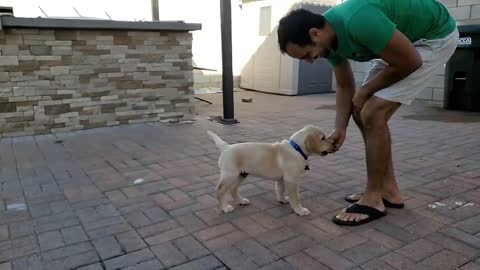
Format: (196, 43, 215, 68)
(0, 16, 201, 32)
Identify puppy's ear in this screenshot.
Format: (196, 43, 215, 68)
(305, 133, 320, 154)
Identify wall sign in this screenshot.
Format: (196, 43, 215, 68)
(458, 37, 472, 46)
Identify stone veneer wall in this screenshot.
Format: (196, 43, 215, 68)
(0, 27, 195, 137)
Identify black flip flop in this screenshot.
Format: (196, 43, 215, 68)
(332, 203, 387, 226)
(344, 193, 405, 209)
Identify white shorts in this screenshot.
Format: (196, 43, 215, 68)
(364, 28, 459, 105)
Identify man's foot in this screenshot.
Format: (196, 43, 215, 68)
(345, 191, 404, 208)
(334, 196, 386, 226)
(333, 203, 386, 226)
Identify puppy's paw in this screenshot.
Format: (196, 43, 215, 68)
(222, 204, 234, 213)
(239, 198, 250, 205)
(294, 207, 311, 216)
(278, 197, 289, 204)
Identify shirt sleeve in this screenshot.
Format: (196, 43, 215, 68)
(348, 7, 397, 55)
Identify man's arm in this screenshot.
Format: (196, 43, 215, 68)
(333, 58, 356, 130)
(360, 30, 422, 97)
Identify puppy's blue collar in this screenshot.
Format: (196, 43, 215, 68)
(290, 140, 308, 160)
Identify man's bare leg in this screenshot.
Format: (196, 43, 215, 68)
(337, 96, 401, 222)
(350, 105, 403, 204)
(382, 122, 403, 204)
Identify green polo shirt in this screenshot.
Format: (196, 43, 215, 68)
(324, 0, 457, 66)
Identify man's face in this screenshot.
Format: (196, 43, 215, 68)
(284, 28, 330, 63)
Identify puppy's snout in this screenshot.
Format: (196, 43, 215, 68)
(321, 151, 328, 156)
(326, 141, 335, 154)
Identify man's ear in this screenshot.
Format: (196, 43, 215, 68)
(309, 28, 321, 41)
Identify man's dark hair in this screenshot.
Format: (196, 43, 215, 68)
(277, 8, 326, 53)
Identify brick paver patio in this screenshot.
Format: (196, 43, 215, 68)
(1, 90, 479, 270)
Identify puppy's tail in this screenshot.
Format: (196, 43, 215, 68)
(207, 131, 229, 151)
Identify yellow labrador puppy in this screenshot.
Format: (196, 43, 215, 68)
(207, 125, 333, 216)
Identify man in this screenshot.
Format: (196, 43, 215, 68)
(277, 0, 458, 226)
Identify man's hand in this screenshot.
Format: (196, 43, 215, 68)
(352, 89, 369, 113)
(328, 128, 346, 153)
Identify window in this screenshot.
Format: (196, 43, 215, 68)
(259, 6, 271, 36)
